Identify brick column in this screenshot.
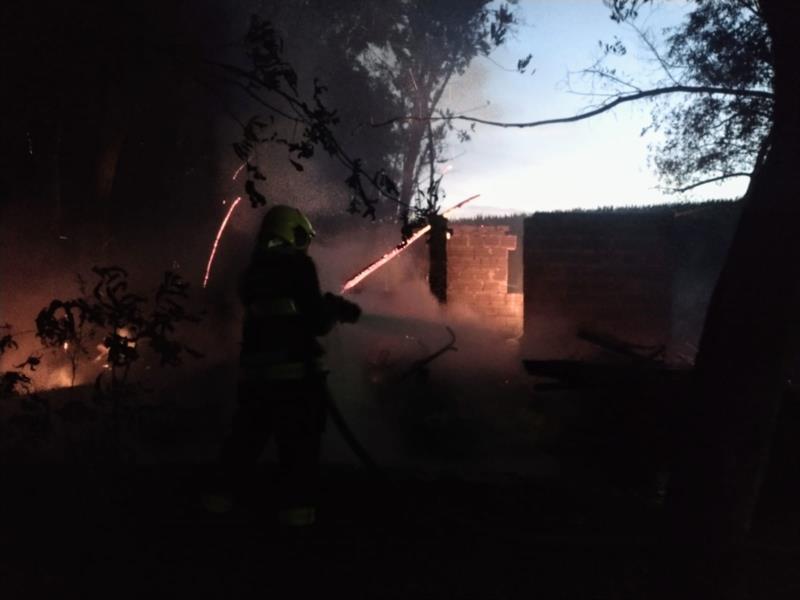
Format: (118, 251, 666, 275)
(446, 224, 522, 337)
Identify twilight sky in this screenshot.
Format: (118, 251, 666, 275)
(439, 0, 749, 218)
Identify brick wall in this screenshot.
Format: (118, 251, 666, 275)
(447, 224, 523, 338)
(523, 212, 674, 359)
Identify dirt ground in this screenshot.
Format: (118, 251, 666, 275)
(1, 460, 798, 600)
(2, 374, 799, 599)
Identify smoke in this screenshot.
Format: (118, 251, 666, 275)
(2, 191, 549, 476)
(0, 188, 236, 392)
(306, 229, 550, 481)
(0, 0, 554, 476)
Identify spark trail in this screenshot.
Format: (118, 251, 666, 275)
(201, 161, 249, 288)
(341, 194, 479, 293)
(202, 196, 242, 289)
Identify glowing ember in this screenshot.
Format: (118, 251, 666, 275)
(341, 194, 480, 293)
(94, 342, 108, 362)
(201, 163, 248, 287)
(202, 196, 242, 289)
(117, 327, 135, 346)
(51, 367, 73, 389)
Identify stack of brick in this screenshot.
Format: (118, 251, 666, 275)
(446, 224, 523, 338)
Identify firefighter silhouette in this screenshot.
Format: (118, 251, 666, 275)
(205, 205, 361, 526)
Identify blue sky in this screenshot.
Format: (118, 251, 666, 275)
(440, 0, 749, 217)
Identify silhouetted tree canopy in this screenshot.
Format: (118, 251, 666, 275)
(384, 1, 772, 197)
(219, 0, 518, 221)
(621, 0, 773, 192)
(351, 0, 517, 220)
(611, 0, 800, 571)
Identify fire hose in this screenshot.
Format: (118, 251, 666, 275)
(325, 321, 457, 476)
(325, 394, 381, 476)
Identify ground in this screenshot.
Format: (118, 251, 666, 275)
(1, 375, 799, 598)
(1, 460, 798, 599)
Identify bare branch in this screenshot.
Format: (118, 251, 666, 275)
(205, 58, 409, 211)
(666, 172, 751, 193)
(483, 54, 522, 73)
(217, 77, 302, 124)
(580, 68, 642, 92)
(627, 21, 682, 85)
(372, 85, 774, 130)
(192, 76, 247, 129)
(736, 0, 763, 20)
(566, 90, 626, 99)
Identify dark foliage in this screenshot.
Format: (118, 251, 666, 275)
(652, 1, 772, 190)
(218, 16, 401, 218)
(605, 0, 772, 191)
(0, 324, 18, 355)
(359, 0, 518, 220)
(219, 2, 518, 222)
(35, 267, 202, 392)
(147, 271, 204, 367)
(0, 370, 32, 398)
(0, 324, 31, 398)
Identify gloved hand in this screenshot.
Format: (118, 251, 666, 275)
(324, 293, 362, 324)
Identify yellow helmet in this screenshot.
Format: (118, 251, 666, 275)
(258, 205, 316, 251)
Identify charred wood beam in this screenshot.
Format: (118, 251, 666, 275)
(428, 214, 449, 304)
(577, 329, 666, 363)
(402, 326, 457, 380)
(522, 359, 690, 390)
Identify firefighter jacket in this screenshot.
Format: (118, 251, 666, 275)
(239, 244, 341, 380)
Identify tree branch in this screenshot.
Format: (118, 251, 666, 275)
(209, 73, 304, 124)
(666, 172, 751, 193)
(579, 68, 642, 93)
(752, 127, 774, 173)
(627, 21, 682, 85)
(205, 58, 408, 211)
(372, 85, 774, 130)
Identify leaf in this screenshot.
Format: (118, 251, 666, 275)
(245, 180, 267, 207)
(13, 355, 41, 371)
(516, 53, 533, 73)
(246, 163, 268, 183)
(233, 143, 249, 162)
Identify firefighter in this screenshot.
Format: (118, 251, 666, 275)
(205, 205, 361, 527)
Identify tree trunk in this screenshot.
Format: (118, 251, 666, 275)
(428, 214, 448, 303)
(398, 118, 426, 223)
(667, 0, 800, 551)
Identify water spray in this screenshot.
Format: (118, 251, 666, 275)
(340, 194, 480, 293)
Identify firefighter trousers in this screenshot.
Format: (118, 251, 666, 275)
(221, 374, 328, 512)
